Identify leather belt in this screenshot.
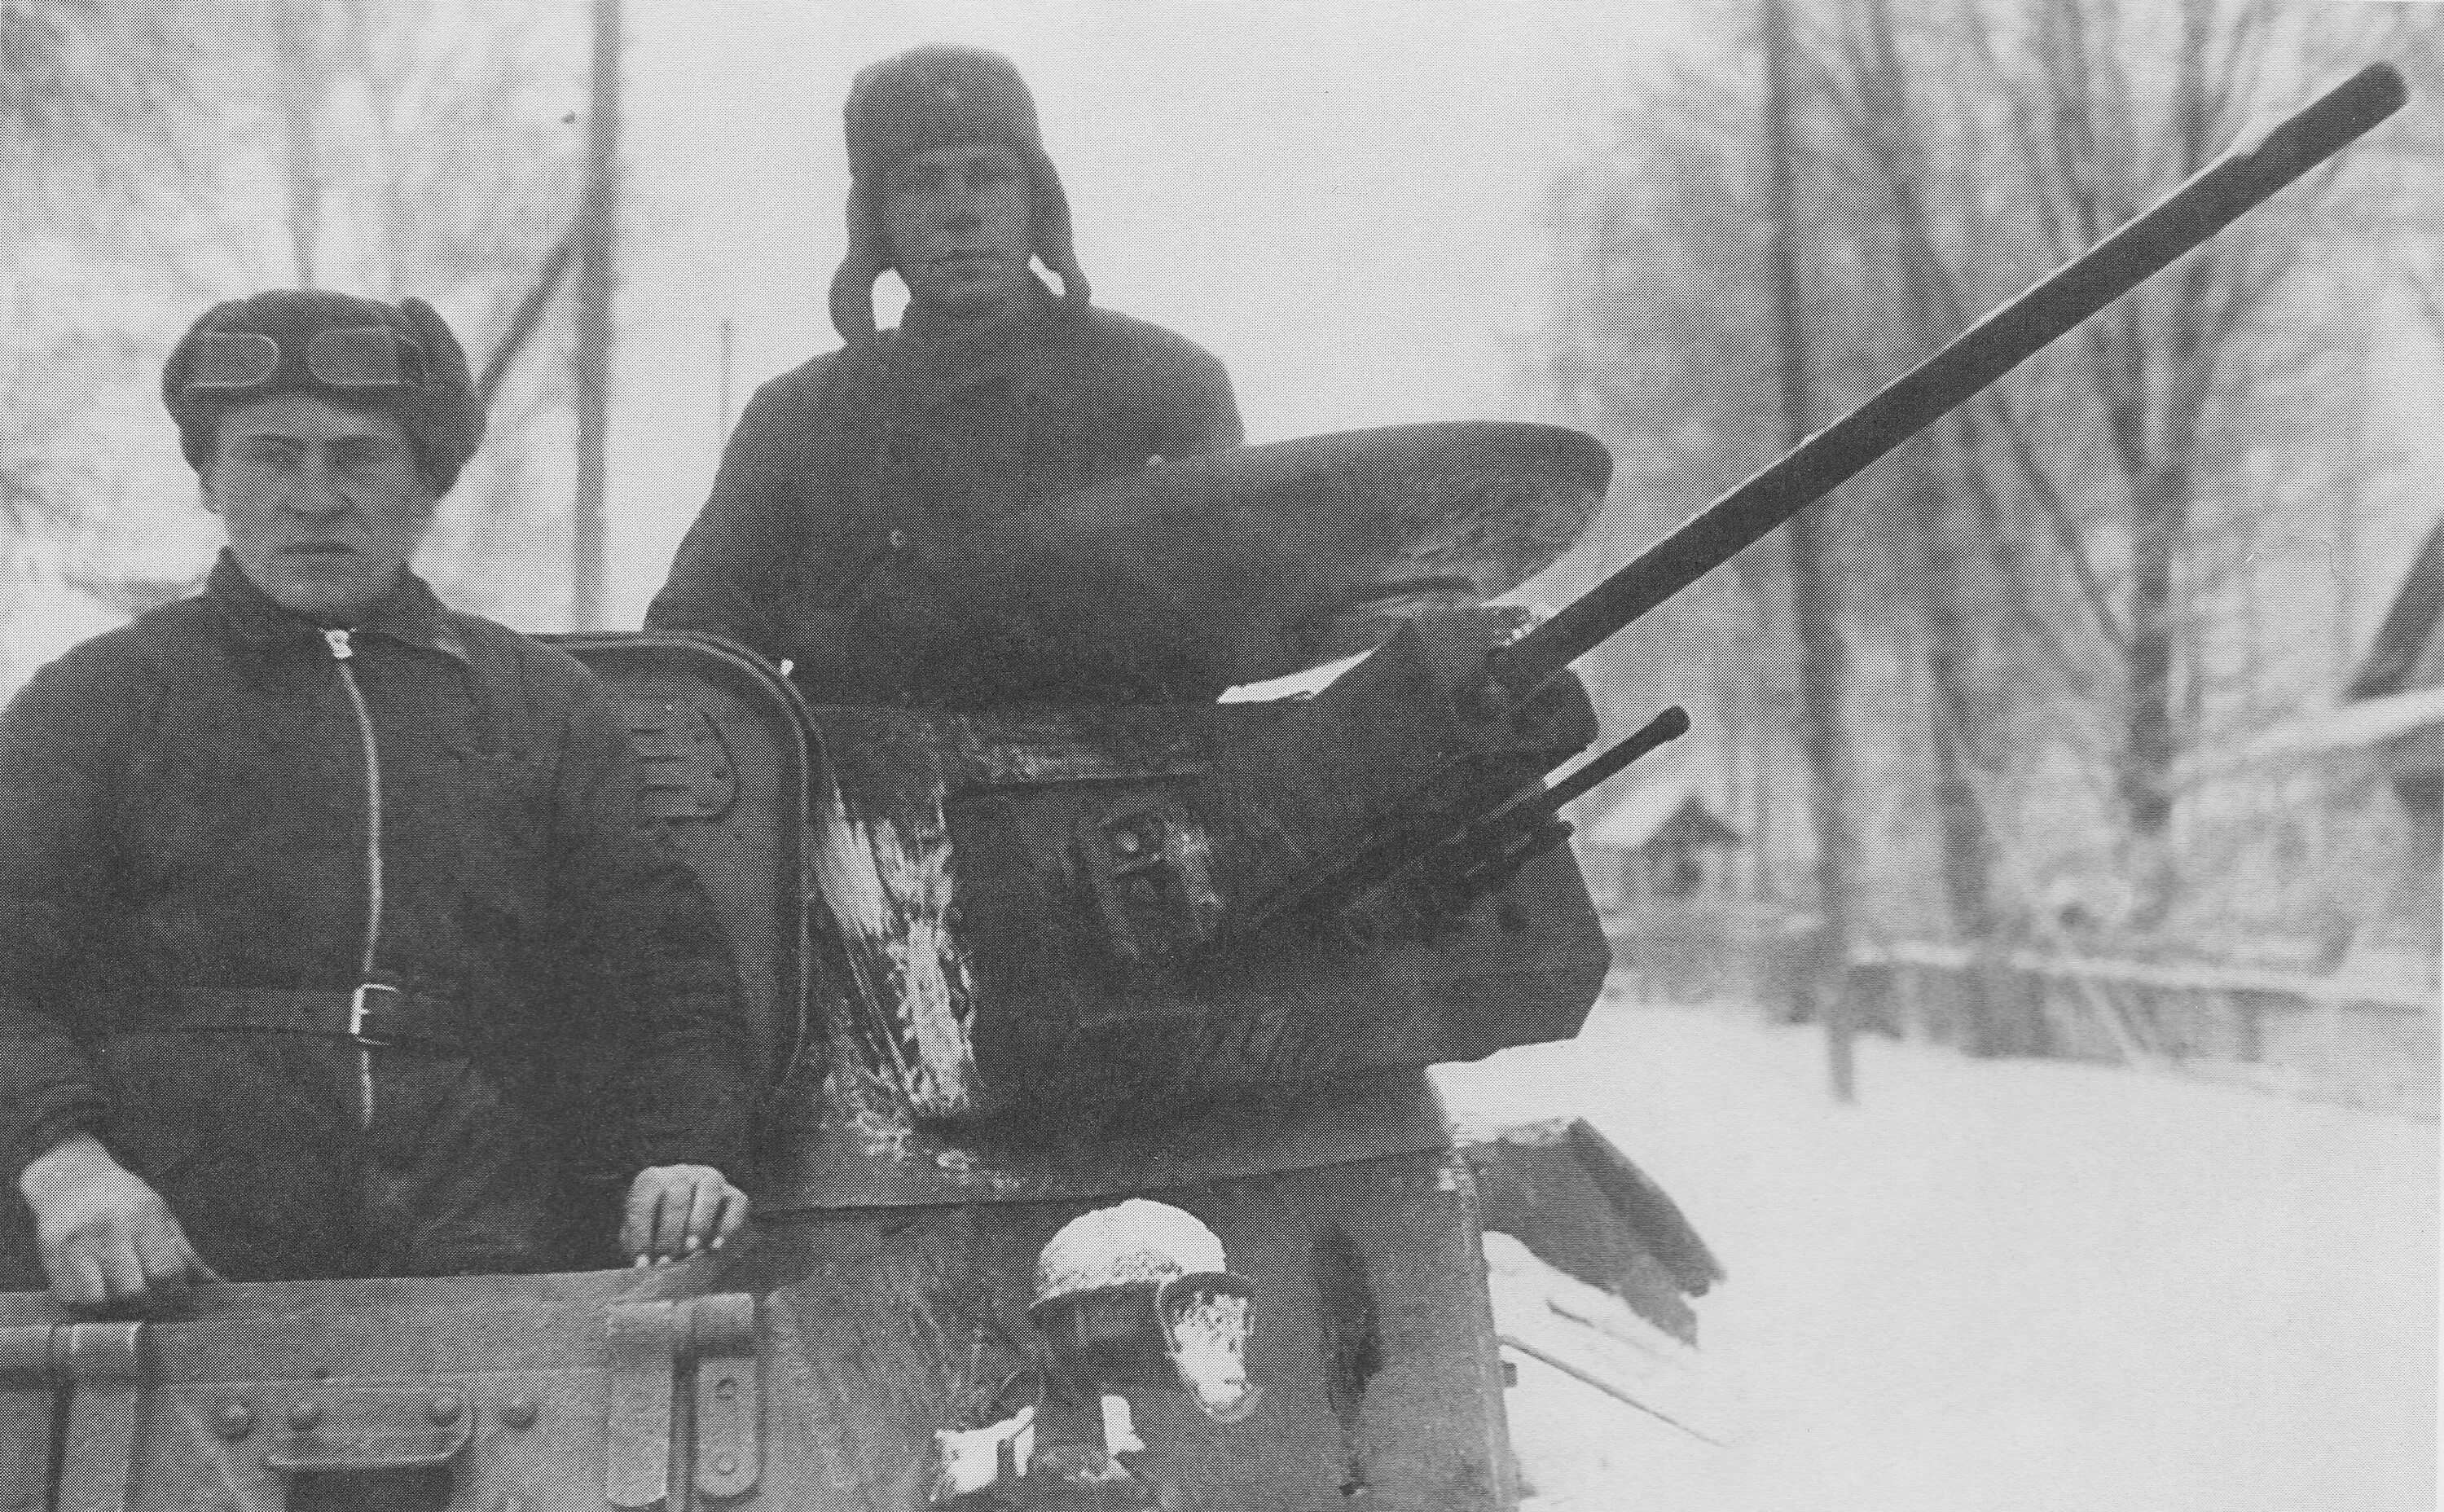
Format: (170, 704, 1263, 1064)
(107, 984, 486, 1052)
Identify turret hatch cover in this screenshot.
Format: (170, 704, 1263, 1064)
(851, 421, 1611, 701)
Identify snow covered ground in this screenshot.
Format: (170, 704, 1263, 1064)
(1434, 988, 2439, 1512)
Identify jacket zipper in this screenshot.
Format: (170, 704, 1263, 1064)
(324, 628, 385, 1129)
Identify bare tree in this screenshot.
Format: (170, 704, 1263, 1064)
(1536, 0, 2423, 979)
(0, 1, 208, 681)
(270, 0, 330, 286)
(1537, 45, 1811, 900)
(0, 0, 589, 650)
(0, 1, 194, 213)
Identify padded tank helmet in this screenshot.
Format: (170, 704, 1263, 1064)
(1031, 1200, 1259, 1422)
(162, 289, 484, 494)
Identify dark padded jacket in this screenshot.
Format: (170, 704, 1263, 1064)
(0, 556, 749, 1215)
(645, 286, 1241, 701)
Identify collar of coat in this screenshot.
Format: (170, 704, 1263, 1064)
(877, 276, 1074, 407)
(204, 550, 472, 663)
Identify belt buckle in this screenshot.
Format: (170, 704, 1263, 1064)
(349, 982, 401, 1047)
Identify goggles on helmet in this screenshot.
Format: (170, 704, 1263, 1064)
(182, 326, 429, 394)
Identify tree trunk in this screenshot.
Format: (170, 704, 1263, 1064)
(272, 0, 323, 288)
(1763, 0, 1858, 1099)
(1836, 0, 2010, 1045)
(1907, 441, 2021, 1051)
(2121, 464, 2183, 864)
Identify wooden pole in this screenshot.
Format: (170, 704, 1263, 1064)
(570, 0, 622, 630)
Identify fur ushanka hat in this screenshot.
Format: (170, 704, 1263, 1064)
(829, 45, 1091, 344)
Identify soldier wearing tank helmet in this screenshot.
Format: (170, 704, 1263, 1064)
(645, 44, 1244, 703)
(0, 291, 753, 1312)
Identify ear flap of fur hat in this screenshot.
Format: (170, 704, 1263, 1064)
(829, 44, 1092, 344)
(828, 187, 895, 345)
(1025, 145, 1091, 314)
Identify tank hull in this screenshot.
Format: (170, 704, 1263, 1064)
(0, 1147, 1516, 1511)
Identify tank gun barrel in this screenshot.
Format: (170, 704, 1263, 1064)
(1484, 62, 2407, 702)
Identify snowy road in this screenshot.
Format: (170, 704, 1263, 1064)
(1435, 991, 2438, 1512)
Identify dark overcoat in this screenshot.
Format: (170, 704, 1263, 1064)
(645, 287, 1242, 703)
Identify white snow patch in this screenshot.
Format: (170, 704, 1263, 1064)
(1438, 997, 2438, 1512)
(1035, 1199, 1228, 1299)
(809, 793, 978, 1114)
(1167, 1290, 1255, 1422)
(1483, 1231, 1733, 1446)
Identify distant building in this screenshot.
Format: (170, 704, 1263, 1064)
(2337, 516, 2444, 960)
(2342, 518, 2444, 805)
(1583, 777, 1743, 908)
(2249, 516, 2444, 982)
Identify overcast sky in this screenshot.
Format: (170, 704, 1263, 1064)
(600, 1, 1710, 622)
(10, 0, 2430, 662)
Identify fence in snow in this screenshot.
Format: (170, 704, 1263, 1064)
(1845, 939, 2438, 1119)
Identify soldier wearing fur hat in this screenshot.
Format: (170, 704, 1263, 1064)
(0, 290, 753, 1312)
(646, 44, 1243, 703)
